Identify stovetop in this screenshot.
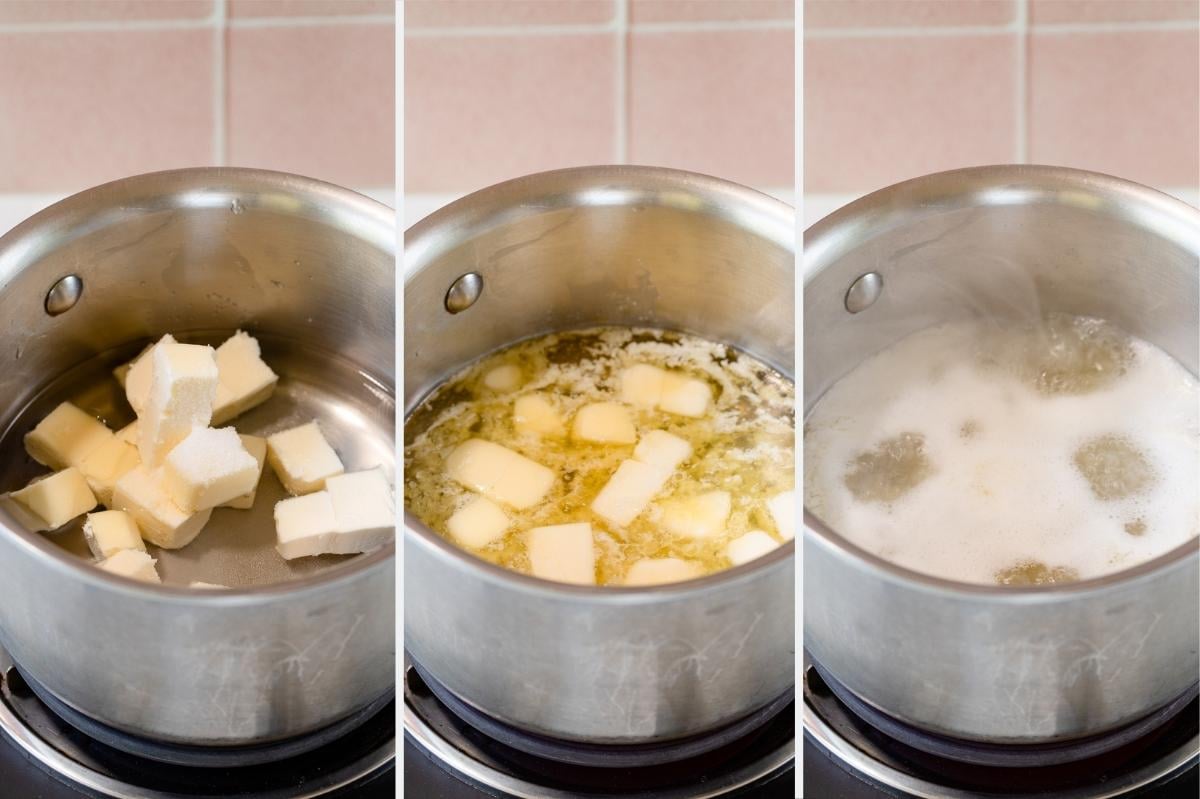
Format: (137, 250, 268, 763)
(403, 662, 795, 798)
(802, 662, 1200, 798)
(0, 658, 394, 798)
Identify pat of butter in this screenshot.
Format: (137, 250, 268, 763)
(766, 490, 795, 540)
(221, 435, 267, 509)
(619, 364, 665, 408)
(211, 331, 279, 426)
(659, 373, 711, 418)
(624, 557, 703, 586)
(590, 459, 671, 527)
(97, 549, 159, 584)
(446, 495, 511, 549)
(83, 510, 146, 560)
(274, 468, 394, 559)
(79, 435, 141, 508)
(113, 465, 213, 549)
(572, 402, 637, 445)
(633, 430, 692, 472)
(527, 522, 595, 585)
(24, 402, 113, 472)
(190, 581, 226, 589)
(660, 490, 732, 538)
(725, 530, 780, 566)
(120, 335, 176, 414)
(163, 427, 260, 512)
(483, 364, 523, 393)
(139, 342, 218, 467)
(513, 394, 565, 437)
(6, 468, 97, 531)
(445, 438, 554, 510)
(267, 421, 345, 495)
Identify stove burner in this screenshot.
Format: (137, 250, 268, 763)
(0, 664, 394, 797)
(803, 661, 1199, 798)
(404, 663, 795, 798)
(813, 662, 1199, 768)
(411, 660, 793, 768)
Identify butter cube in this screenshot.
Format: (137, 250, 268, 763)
(79, 435, 141, 507)
(24, 402, 112, 471)
(590, 459, 671, 527)
(267, 421, 345, 495)
(163, 427, 261, 512)
(446, 495, 511, 549)
(726, 530, 780, 566)
(766, 490, 795, 540)
(660, 490, 732, 539)
(483, 364, 523, 393)
(620, 364, 666, 407)
(97, 549, 160, 583)
(139, 342, 218, 467)
(211, 331, 279, 426)
(7, 468, 97, 531)
(326, 468, 394, 551)
(624, 557, 703, 586)
(83, 510, 146, 560)
(120, 335, 176, 414)
(190, 581, 226, 589)
(527, 522, 595, 585)
(659, 373, 711, 418)
(633, 430, 692, 472)
(445, 438, 554, 510)
(572, 402, 637, 445)
(513, 394, 565, 437)
(274, 491, 337, 560)
(113, 466, 213, 549)
(274, 469, 394, 559)
(221, 435, 267, 509)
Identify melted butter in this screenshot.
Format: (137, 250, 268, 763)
(404, 327, 794, 585)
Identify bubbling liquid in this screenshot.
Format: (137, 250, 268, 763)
(804, 315, 1199, 586)
(405, 328, 795, 585)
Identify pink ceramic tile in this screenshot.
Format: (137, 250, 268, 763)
(406, 0, 613, 27)
(0, 0, 211, 23)
(1029, 31, 1199, 188)
(228, 0, 393, 17)
(631, 0, 794, 23)
(1031, 0, 1199, 25)
(805, 0, 1014, 28)
(227, 24, 394, 187)
(628, 30, 793, 187)
(405, 34, 615, 193)
(804, 35, 1017, 193)
(0, 30, 213, 193)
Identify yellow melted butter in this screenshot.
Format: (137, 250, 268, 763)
(403, 328, 795, 585)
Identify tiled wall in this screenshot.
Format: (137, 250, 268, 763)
(804, 0, 1200, 195)
(0, 0, 394, 195)
(404, 0, 795, 195)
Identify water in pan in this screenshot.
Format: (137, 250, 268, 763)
(404, 327, 795, 586)
(804, 315, 1199, 585)
(0, 332, 395, 588)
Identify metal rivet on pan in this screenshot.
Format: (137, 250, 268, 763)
(445, 272, 483, 314)
(844, 271, 882, 314)
(45, 275, 83, 316)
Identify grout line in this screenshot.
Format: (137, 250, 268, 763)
(0, 14, 392, 34)
(403, 18, 794, 38)
(405, 21, 617, 38)
(805, 22, 1016, 38)
(228, 13, 394, 28)
(1032, 18, 1200, 34)
(213, 0, 226, 167)
(615, 0, 628, 162)
(630, 18, 794, 33)
(805, 17, 1199, 39)
(1015, 0, 1028, 162)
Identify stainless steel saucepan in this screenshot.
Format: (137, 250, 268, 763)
(0, 168, 395, 755)
(804, 165, 1199, 745)
(404, 166, 795, 745)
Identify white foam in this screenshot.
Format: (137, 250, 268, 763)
(804, 320, 1199, 584)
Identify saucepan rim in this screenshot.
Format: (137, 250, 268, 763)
(802, 164, 1200, 603)
(402, 165, 797, 601)
(0, 167, 396, 604)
